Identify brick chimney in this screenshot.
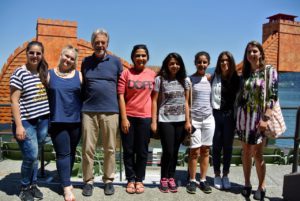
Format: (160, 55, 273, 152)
(263, 13, 300, 72)
(36, 18, 78, 68)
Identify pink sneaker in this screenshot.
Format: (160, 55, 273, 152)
(160, 178, 169, 193)
(168, 178, 178, 193)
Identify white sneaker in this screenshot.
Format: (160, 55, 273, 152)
(214, 176, 223, 189)
(222, 176, 231, 190)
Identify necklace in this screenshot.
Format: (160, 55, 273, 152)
(55, 67, 73, 77)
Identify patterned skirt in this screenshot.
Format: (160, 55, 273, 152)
(235, 106, 265, 145)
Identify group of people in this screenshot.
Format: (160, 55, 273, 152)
(10, 26, 279, 201)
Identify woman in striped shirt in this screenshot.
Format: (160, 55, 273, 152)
(10, 41, 49, 201)
(186, 51, 215, 194)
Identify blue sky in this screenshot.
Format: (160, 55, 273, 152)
(0, 0, 299, 74)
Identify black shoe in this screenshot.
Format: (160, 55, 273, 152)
(31, 184, 43, 199)
(199, 181, 212, 194)
(82, 183, 93, 196)
(19, 186, 34, 201)
(241, 186, 252, 198)
(253, 188, 266, 201)
(104, 183, 115, 195)
(186, 181, 197, 194)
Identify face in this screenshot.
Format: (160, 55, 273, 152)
(246, 44, 261, 67)
(195, 55, 209, 76)
(167, 58, 180, 78)
(133, 49, 148, 70)
(26, 45, 43, 68)
(92, 34, 108, 58)
(60, 49, 76, 69)
(220, 54, 230, 76)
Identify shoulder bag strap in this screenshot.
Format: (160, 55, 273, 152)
(157, 76, 163, 108)
(264, 66, 268, 112)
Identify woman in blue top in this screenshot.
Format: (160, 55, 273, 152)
(47, 45, 82, 201)
(10, 41, 49, 201)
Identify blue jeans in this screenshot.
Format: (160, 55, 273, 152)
(49, 123, 81, 187)
(12, 115, 49, 187)
(212, 109, 235, 175)
(121, 116, 151, 182)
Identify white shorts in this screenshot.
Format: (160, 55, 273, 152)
(189, 114, 215, 149)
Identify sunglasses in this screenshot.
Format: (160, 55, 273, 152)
(28, 51, 42, 56)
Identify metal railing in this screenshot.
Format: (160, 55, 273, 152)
(1, 104, 300, 177)
(0, 103, 124, 179)
(292, 107, 300, 173)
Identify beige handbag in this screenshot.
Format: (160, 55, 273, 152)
(263, 65, 286, 138)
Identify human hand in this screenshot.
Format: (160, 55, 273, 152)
(258, 119, 268, 133)
(150, 121, 157, 134)
(205, 73, 212, 81)
(121, 118, 130, 134)
(185, 122, 192, 134)
(15, 126, 26, 141)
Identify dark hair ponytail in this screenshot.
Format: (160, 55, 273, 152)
(38, 59, 49, 88)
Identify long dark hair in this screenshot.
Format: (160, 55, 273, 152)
(26, 41, 48, 87)
(214, 51, 236, 80)
(242, 40, 265, 79)
(158, 52, 187, 87)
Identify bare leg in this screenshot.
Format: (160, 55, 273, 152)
(242, 142, 253, 187)
(199, 146, 210, 180)
(253, 139, 266, 190)
(188, 148, 200, 180)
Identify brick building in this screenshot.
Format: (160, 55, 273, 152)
(236, 13, 300, 73)
(1, 14, 300, 124)
(263, 13, 300, 72)
(0, 19, 131, 124)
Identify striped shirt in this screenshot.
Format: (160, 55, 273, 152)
(10, 65, 50, 120)
(188, 75, 212, 121)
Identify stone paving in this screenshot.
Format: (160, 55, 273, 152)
(0, 160, 297, 201)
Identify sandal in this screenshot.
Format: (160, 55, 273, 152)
(135, 182, 145, 194)
(64, 186, 76, 201)
(126, 182, 136, 194)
